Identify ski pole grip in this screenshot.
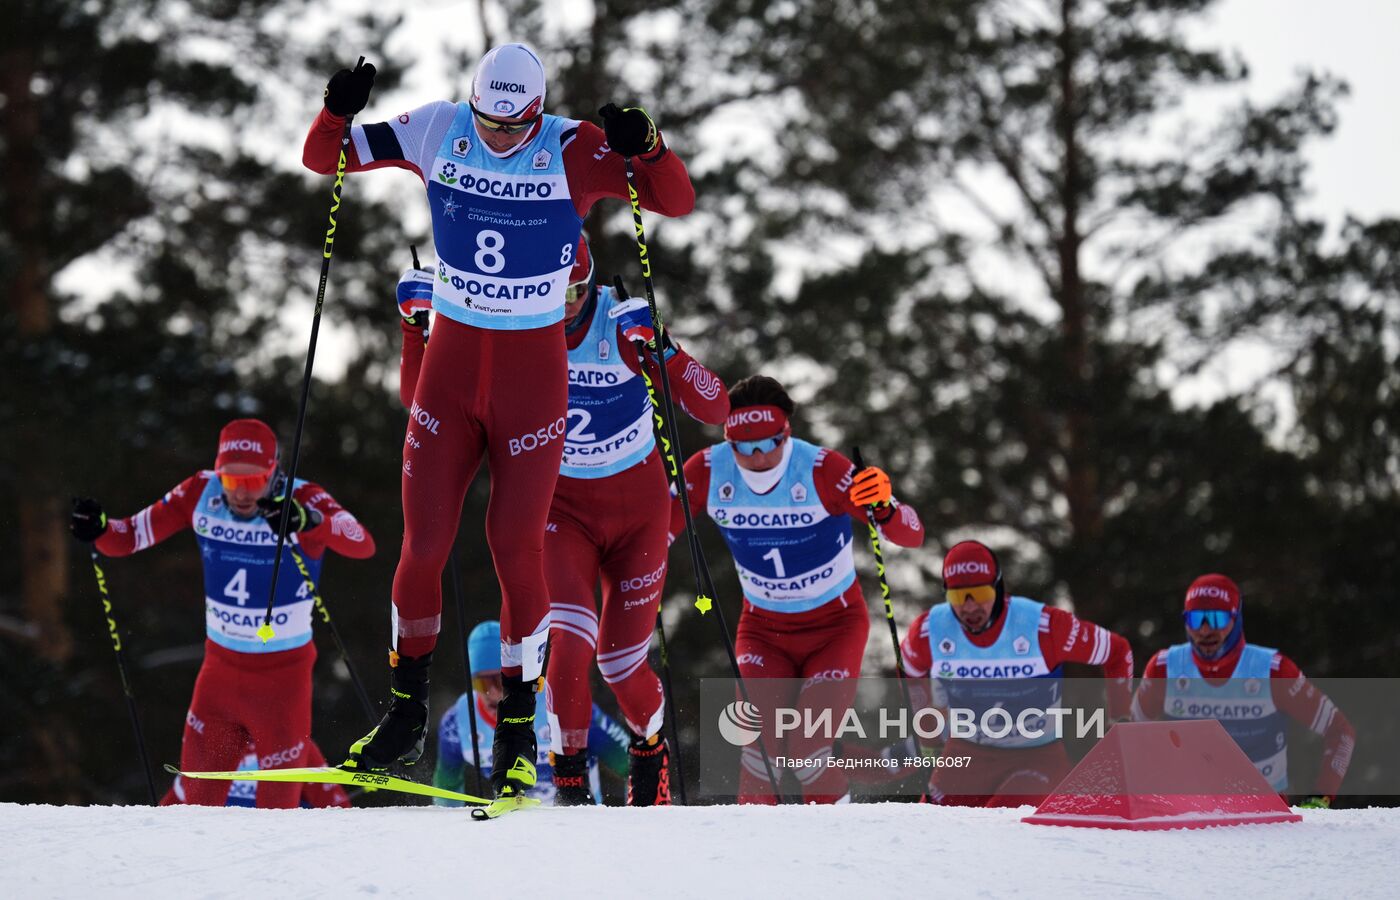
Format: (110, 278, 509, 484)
(613, 275, 629, 299)
(410, 244, 421, 269)
(852, 446, 866, 473)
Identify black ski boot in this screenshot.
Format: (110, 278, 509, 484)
(343, 651, 432, 771)
(551, 750, 592, 806)
(626, 734, 672, 806)
(490, 676, 539, 798)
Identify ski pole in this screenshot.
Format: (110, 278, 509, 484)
(288, 544, 377, 726)
(615, 287, 689, 804)
(258, 56, 366, 644)
(448, 547, 485, 794)
(87, 549, 158, 805)
(852, 447, 914, 711)
(618, 173, 785, 801)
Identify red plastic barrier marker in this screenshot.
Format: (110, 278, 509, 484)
(1023, 720, 1302, 830)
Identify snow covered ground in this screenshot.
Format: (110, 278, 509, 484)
(1, 802, 1394, 898)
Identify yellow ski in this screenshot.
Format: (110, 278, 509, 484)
(164, 764, 490, 805)
(470, 795, 542, 820)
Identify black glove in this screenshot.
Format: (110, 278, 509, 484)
(599, 103, 660, 158)
(71, 497, 108, 543)
(323, 61, 377, 118)
(257, 495, 322, 534)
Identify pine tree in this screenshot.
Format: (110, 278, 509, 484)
(637, 0, 1367, 647)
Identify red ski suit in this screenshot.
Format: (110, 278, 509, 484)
(901, 602, 1133, 807)
(1133, 642, 1355, 800)
(305, 105, 694, 674)
(94, 473, 374, 807)
(401, 294, 729, 747)
(546, 323, 727, 750)
(672, 446, 925, 802)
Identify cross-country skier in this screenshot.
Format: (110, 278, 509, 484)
(899, 540, 1133, 807)
(70, 418, 375, 808)
(303, 43, 695, 805)
(671, 375, 925, 802)
(397, 236, 727, 805)
(433, 621, 631, 807)
(1132, 573, 1355, 807)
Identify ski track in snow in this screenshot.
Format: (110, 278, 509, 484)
(1, 803, 1395, 899)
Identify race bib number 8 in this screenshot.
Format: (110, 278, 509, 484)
(475, 230, 506, 273)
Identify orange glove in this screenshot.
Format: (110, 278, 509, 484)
(849, 466, 893, 507)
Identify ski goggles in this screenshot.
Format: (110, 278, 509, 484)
(1184, 609, 1235, 630)
(565, 279, 590, 303)
(945, 584, 998, 606)
(471, 106, 540, 135)
(218, 466, 276, 494)
(729, 432, 787, 457)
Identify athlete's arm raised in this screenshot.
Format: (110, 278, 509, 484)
(812, 449, 925, 548)
(654, 344, 729, 424)
(303, 100, 460, 179)
(71, 473, 208, 558)
(292, 482, 376, 560)
(614, 304, 729, 425)
(307, 102, 696, 223)
(562, 119, 695, 218)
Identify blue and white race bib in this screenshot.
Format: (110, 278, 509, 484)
(1164, 642, 1288, 790)
(560, 285, 655, 478)
(426, 109, 584, 330)
(928, 596, 1063, 748)
(708, 439, 856, 613)
(194, 475, 321, 654)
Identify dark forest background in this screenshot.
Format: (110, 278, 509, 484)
(2, 0, 1396, 805)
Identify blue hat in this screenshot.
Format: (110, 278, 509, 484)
(467, 620, 502, 676)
